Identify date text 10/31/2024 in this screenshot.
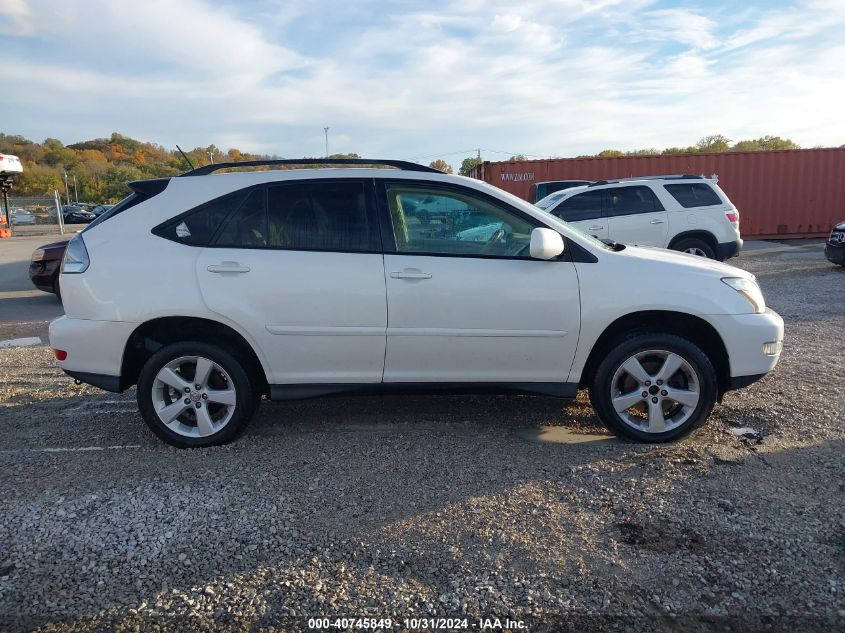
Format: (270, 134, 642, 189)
(307, 617, 528, 630)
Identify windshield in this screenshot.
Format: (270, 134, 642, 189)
(533, 206, 615, 251)
(535, 191, 568, 210)
(467, 179, 613, 252)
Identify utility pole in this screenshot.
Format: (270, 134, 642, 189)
(208, 150, 214, 165)
(324, 127, 329, 158)
(72, 175, 79, 202)
(63, 171, 71, 205)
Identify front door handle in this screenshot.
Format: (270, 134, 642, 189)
(390, 269, 432, 280)
(207, 261, 251, 274)
(650, 219, 666, 224)
(588, 225, 604, 231)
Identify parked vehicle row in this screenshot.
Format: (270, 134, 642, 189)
(536, 175, 742, 261)
(48, 159, 783, 448)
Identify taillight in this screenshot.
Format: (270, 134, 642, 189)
(54, 349, 68, 360)
(61, 234, 90, 273)
(726, 210, 739, 224)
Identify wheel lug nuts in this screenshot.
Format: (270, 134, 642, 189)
(661, 390, 668, 396)
(656, 380, 663, 385)
(184, 398, 191, 405)
(641, 391, 648, 398)
(644, 380, 651, 386)
(651, 397, 658, 403)
(195, 384, 201, 390)
(202, 393, 208, 400)
(195, 402, 201, 409)
(184, 387, 191, 393)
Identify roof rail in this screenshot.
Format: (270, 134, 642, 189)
(587, 174, 703, 187)
(180, 158, 442, 177)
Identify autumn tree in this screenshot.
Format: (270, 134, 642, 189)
(429, 159, 453, 173)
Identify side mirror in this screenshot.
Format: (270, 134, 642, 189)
(529, 227, 565, 260)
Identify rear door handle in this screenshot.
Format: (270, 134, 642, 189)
(588, 225, 604, 231)
(650, 219, 666, 224)
(207, 261, 251, 274)
(390, 269, 432, 280)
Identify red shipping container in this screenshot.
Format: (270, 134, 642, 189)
(471, 148, 845, 238)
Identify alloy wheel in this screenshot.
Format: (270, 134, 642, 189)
(610, 349, 700, 434)
(151, 355, 237, 438)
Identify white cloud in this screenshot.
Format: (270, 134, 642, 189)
(3, 0, 845, 158)
(0, 0, 34, 35)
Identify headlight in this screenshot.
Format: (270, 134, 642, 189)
(32, 249, 45, 262)
(61, 234, 90, 274)
(722, 277, 765, 314)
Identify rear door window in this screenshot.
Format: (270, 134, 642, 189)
(550, 190, 603, 222)
(267, 181, 378, 252)
(214, 189, 268, 247)
(603, 186, 664, 216)
(663, 183, 723, 208)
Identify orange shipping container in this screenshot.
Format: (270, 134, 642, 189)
(471, 148, 845, 238)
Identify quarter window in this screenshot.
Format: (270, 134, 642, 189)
(551, 190, 603, 222)
(603, 186, 664, 216)
(160, 189, 247, 246)
(386, 185, 534, 258)
(664, 183, 723, 208)
(267, 182, 376, 252)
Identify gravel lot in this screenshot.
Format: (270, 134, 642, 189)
(0, 243, 843, 632)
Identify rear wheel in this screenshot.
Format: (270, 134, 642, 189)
(589, 333, 717, 442)
(673, 238, 715, 259)
(137, 341, 258, 448)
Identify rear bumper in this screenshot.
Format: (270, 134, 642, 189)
(716, 238, 743, 261)
(824, 242, 845, 265)
(49, 316, 136, 389)
(706, 309, 784, 389)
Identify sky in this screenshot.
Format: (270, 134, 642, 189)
(2, 0, 844, 167)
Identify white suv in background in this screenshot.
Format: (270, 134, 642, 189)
(50, 159, 782, 448)
(536, 175, 742, 260)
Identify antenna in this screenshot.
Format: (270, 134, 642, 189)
(175, 145, 195, 170)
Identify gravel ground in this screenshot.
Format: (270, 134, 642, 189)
(0, 244, 843, 632)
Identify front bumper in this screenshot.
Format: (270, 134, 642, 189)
(706, 309, 784, 389)
(28, 259, 61, 293)
(716, 238, 743, 261)
(49, 316, 137, 389)
(824, 242, 845, 265)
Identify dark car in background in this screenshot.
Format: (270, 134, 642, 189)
(29, 239, 68, 300)
(825, 221, 845, 266)
(62, 205, 96, 224)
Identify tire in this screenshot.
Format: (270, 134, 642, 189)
(137, 341, 258, 448)
(52, 272, 62, 303)
(672, 238, 715, 259)
(589, 333, 718, 443)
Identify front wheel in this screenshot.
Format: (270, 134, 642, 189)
(589, 333, 718, 442)
(137, 341, 258, 448)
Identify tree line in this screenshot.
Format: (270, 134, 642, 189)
(434, 134, 816, 177)
(0, 131, 827, 203)
(0, 132, 360, 203)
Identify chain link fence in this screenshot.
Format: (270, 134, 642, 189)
(3, 191, 71, 237)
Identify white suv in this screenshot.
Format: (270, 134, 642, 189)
(536, 175, 742, 260)
(49, 159, 782, 447)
